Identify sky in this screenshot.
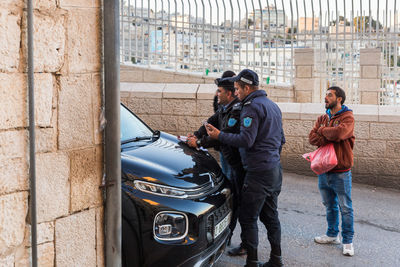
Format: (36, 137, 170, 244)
(127, 0, 399, 26)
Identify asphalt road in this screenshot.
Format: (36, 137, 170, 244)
(215, 172, 400, 267)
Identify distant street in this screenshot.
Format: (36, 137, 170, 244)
(215, 172, 400, 267)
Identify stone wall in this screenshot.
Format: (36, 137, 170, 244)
(0, 1, 103, 266)
(121, 83, 400, 190)
(120, 65, 295, 103)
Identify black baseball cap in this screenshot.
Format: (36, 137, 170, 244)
(226, 69, 259, 86)
(214, 70, 236, 90)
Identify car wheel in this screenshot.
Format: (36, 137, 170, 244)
(122, 218, 141, 267)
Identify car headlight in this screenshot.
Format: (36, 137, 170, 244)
(153, 212, 188, 241)
(134, 180, 187, 198)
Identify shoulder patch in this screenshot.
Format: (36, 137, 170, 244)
(228, 118, 237, 127)
(243, 117, 252, 127)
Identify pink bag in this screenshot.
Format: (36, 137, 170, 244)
(302, 143, 338, 175)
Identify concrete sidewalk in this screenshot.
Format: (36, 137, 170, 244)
(215, 172, 400, 267)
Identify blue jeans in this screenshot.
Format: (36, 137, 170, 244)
(318, 171, 354, 244)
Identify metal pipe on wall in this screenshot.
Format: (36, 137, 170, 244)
(27, 0, 38, 266)
(103, 0, 121, 266)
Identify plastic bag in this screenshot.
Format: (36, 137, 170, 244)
(302, 143, 338, 175)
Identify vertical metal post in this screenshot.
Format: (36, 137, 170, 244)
(104, 0, 121, 265)
(27, 0, 38, 266)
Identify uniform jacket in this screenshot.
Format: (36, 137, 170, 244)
(218, 90, 285, 172)
(194, 97, 242, 167)
(309, 105, 355, 172)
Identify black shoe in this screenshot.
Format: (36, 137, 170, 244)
(244, 260, 261, 267)
(227, 233, 233, 246)
(228, 245, 247, 256)
(262, 254, 283, 267)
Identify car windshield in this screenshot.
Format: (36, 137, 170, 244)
(120, 105, 153, 144)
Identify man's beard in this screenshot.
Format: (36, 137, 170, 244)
(325, 100, 337, 110)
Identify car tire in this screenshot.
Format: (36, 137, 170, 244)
(122, 218, 141, 267)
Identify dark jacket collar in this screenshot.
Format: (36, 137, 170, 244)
(242, 90, 267, 104)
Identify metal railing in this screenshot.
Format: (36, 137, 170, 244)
(120, 0, 400, 105)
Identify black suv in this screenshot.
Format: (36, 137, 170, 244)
(121, 104, 232, 267)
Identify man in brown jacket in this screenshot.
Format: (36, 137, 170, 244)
(309, 86, 355, 256)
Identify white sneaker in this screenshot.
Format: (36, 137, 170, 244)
(314, 234, 340, 244)
(343, 243, 354, 256)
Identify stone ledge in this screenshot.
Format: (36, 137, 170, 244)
(120, 82, 164, 99)
(163, 83, 198, 99)
(197, 84, 216, 100)
(379, 106, 400, 123)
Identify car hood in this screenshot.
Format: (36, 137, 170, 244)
(121, 132, 222, 189)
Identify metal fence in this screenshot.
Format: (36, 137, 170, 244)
(120, 0, 400, 105)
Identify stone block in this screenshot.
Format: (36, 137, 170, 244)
(303, 137, 317, 153)
(15, 242, 54, 267)
(361, 91, 379, 105)
(0, 9, 20, 72)
(0, 130, 27, 160)
(55, 209, 96, 267)
(353, 140, 386, 158)
(379, 106, 400, 123)
(295, 90, 313, 103)
(120, 82, 164, 98)
(0, 192, 28, 256)
(120, 69, 144, 82)
(282, 137, 304, 154)
(361, 66, 379, 79)
(91, 73, 103, 145)
(70, 147, 102, 212)
(281, 153, 314, 176)
(59, 0, 100, 8)
(145, 115, 164, 130)
(21, 10, 66, 73)
(162, 99, 196, 115)
(96, 207, 104, 267)
(296, 66, 312, 78)
(283, 120, 314, 137)
(278, 103, 301, 120)
(35, 74, 54, 127)
(36, 152, 70, 222)
(351, 104, 379, 122)
(197, 84, 216, 100)
(33, 0, 57, 9)
(299, 103, 324, 120)
(59, 75, 94, 150)
(0, 254, 13, 267)
(294, 78, 315, 92)
(370, 123, 400, 140)
(173, 74, 205, 84)
(143, 70, 176, 83)
(268, 87, 295, 98)
(177, 116, 204, 133)
(163, 84, 198, 99)
(0, 158, 28, 195)
(160, 115, 179, 132)
(196, 99, 214, 117)
(0, 73, 26, 130)
(359, 79, 381, 92)
(24, 222, 54, 246)
(36, 127, 57, 153)
(386, 141, 400, 159)
(63, 8, 101, 74)
(360, 48, 381, 65)
(127, 98, 162, 115)
(294, 48, 314, 65)
(354, 157, 400, 177)
(354, 121, 370, 139)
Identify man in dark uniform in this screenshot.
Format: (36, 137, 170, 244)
(186, 71, 245, 247)
(206, 69, 285, 267)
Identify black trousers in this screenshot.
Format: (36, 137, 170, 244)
(239, 164, 282, 252)
(228, 164, 245, 234)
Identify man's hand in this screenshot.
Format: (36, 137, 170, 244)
(187, 136, 198, 148)
(205, 124, 220, 139)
